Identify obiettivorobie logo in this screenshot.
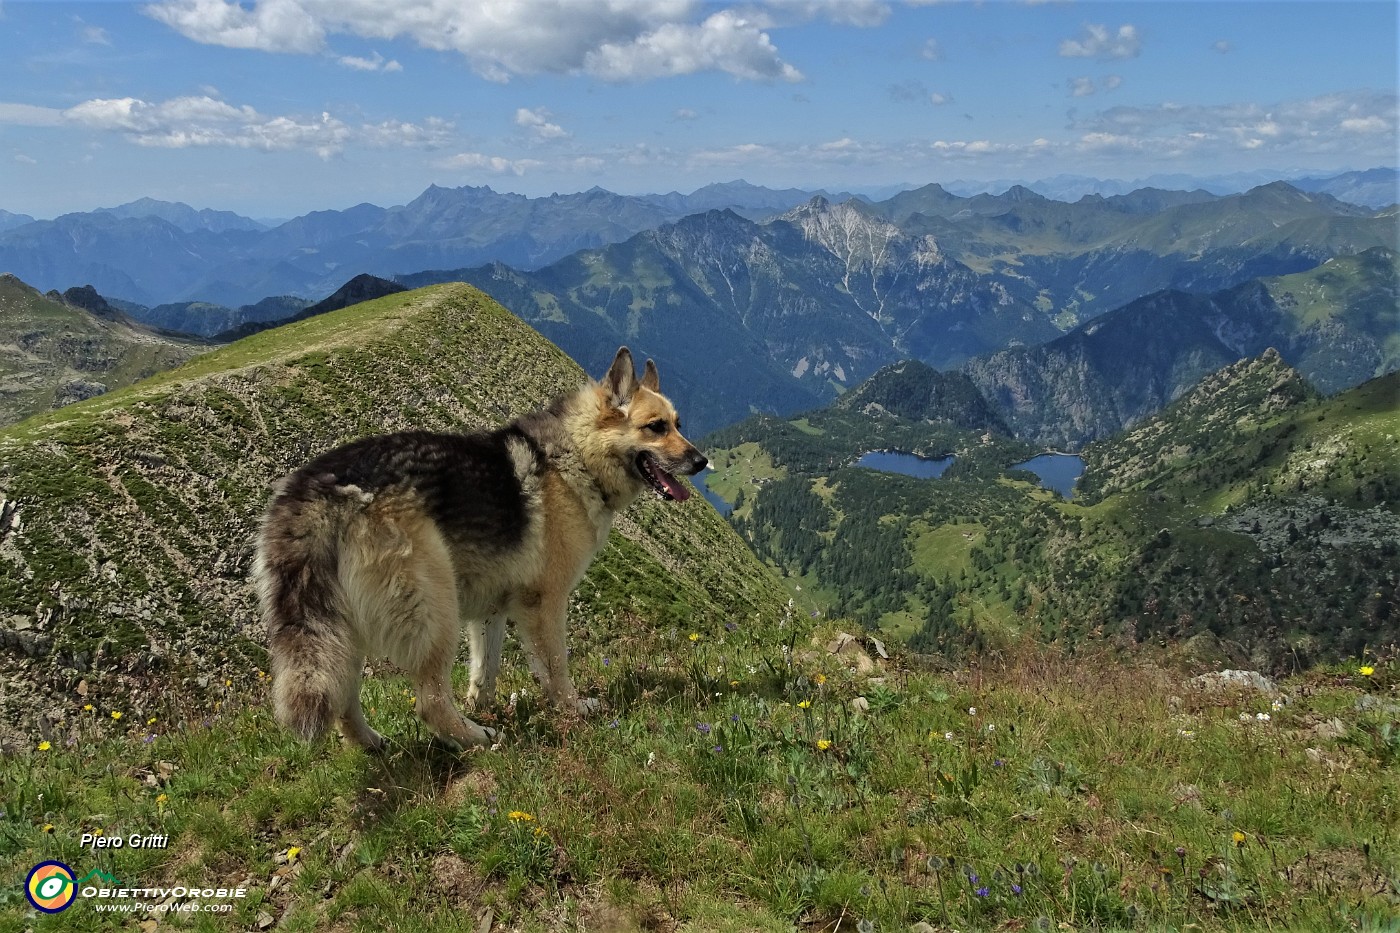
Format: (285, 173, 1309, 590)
(24, 861, 247, 915)
(25, 862, 120, 913)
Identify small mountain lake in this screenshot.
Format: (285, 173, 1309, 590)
(854, 450, 956, 478)
(693, 470, 734, 516)
(1012, 453, 1085, 498)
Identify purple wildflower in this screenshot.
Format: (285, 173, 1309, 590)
(1012, 884, 1023, 895)
(696, 722, 712, 735)
(976, 886, 989, 897)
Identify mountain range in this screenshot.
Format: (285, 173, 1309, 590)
(964, 246, 1399, 448)
(2, 172, 1394, 439)
(404, 182, 1395, 434)
(0, 181, 845, 307)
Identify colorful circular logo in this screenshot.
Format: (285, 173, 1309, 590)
(26, 861, 77, 913)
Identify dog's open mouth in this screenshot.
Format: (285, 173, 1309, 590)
(636, 452, 690, 502)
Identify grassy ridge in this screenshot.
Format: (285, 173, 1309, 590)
(0, 283, 785, 741)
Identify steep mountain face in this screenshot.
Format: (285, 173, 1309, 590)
(964, 247, 1400, 448)
(0, 283, 789, 737)
(403, 204, 1054, 434)
(886, 182, 1390, 325)
(0, 274, 206, 426)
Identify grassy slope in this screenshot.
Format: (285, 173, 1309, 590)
(2, 295, 1396, 930)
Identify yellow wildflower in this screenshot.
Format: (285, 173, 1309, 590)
(43, 823, 55, 834)
(816, 739, 832, 751)
(1232, 831, 1246, 847)
(286, 846, 301, 863)
(110, 711, 123, 720)
(1359, 665, 1375, 676)
(37, 740, 51, 752)
(147, 718, 157, 725)
(508, 810, 535, 822)
(813, 673, 827, 686)
(83, 704, 93, 712)
(156, 793, 169, 806)
(797, 700, 812, 709)
(688, 633, 700, 642)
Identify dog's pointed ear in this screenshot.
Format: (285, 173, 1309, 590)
(640, 358, 660, 392)
(603, 346, 638, 406)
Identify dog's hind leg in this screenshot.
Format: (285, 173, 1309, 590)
(464, 613, 507, 711)
(338, 655, 385, 751)
(412, 631, 496, 750)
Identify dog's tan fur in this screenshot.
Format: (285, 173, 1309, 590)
(254, 348, 706, 749)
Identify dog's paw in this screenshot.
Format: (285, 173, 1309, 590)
(576, 697, 603, 717)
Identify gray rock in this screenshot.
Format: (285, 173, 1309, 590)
(1190, 670, 1277, 694)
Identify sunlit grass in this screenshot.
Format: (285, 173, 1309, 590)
(4, 623, 1395, 931)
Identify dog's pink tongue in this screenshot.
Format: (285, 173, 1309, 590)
(660, 468, 690, 501)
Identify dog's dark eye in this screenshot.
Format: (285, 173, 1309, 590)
(645, 420, 669, 434)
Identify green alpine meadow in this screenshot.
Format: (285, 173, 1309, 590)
(1, 284, 1396, 931)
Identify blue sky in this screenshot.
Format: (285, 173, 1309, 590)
(1, 0, 1395, 218)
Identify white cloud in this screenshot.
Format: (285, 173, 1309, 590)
(1058, 23, 1141, 60)
(143, 0, 325, 53)
(919, 38, 942, 61)
(81, 24, 112, 45)
(1070, 90, 1398, 159)
(584, 10, 802, 82)
(1070, 75, 1123, 97)
(929, 92, 952, 106)
(514, 106, 569, 140)
(14, 153, 37, 165)
(1212, 39, 1232, 54)
(144, 0, 803, 83)
(435, 151, 543, 175)
(57, 94, 452, 157)
(673, 107, 698, 120)
(338, 51, 402, 72)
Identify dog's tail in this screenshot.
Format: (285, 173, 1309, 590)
(254, 494, 355, 743)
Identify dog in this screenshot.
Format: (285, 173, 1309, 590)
(253, 347, 707, 750)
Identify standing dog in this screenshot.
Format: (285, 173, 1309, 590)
(254, 347, 707, 749)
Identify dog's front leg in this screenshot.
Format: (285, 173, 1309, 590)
(517, 594, 598, 717)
